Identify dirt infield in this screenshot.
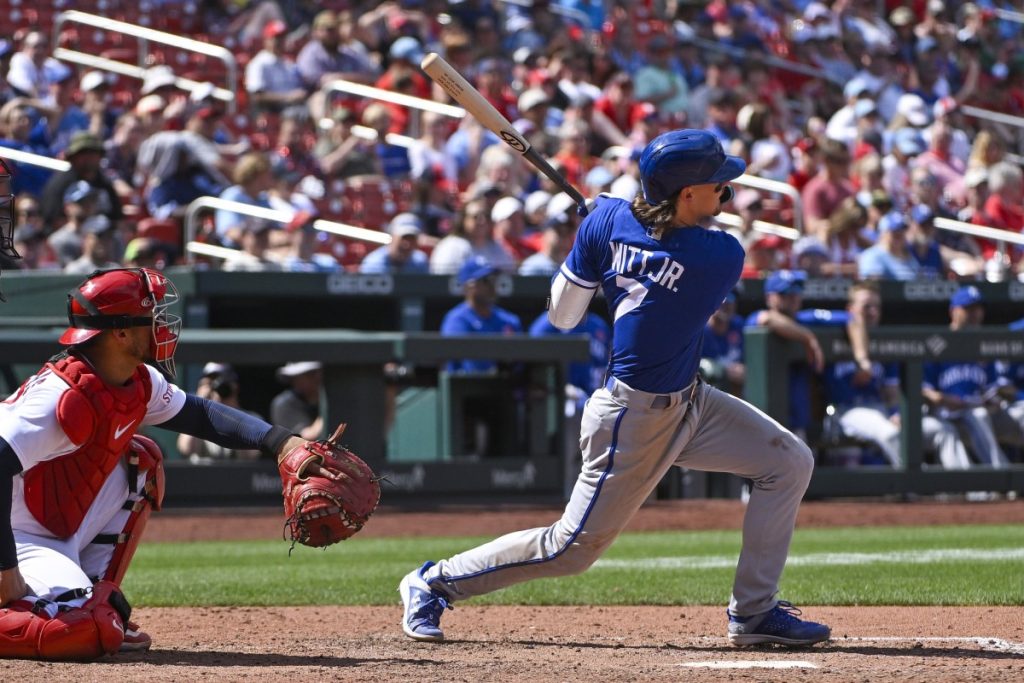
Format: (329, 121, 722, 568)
(3, 499, 1023, 681)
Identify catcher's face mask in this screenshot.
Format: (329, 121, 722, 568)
(59, 268, 182, 377)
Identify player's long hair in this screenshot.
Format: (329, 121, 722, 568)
(629, 192, 678, 238)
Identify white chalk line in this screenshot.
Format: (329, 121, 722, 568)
(675, 637, 1024, 670)
(595, 547, 1024, 570)
(837, 636, 1024, 654)
(679, 660, 818, 669)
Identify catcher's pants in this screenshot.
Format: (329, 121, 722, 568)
(14, 460, 143, 607)
(427, 378, 813, 618)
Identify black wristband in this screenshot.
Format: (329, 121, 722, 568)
(260, 425, 296, 459)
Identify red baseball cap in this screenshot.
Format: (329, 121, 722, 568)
(263, 20, 287, 39)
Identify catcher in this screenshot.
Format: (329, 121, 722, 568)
(0, 268, 379, 660)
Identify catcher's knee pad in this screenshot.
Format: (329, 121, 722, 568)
(0, 581, 129, 660)
(98, 436, 165, 586)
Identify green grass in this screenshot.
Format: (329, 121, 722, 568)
(123, 525, 1024, 607)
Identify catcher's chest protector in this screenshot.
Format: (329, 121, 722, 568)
(23, 357, 152, 538)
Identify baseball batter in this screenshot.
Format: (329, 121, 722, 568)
(0, 268, 319, 660)
(400, 130, 830, 647)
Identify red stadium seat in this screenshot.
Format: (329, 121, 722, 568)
(136, 217, 183, 250)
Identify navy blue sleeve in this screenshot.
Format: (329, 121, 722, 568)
(156, 394, 294, 458)
(0, 437, 23, 570)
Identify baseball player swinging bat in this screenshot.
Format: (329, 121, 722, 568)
(420, 52, 589, 217)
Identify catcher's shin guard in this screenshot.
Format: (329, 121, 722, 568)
(98, 435, 165, 586)
(0, 581, 129, 660)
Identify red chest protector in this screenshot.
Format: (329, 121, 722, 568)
(23, 356, 152, 538)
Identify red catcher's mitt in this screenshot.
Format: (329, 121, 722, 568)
(278, 423, 380, 549)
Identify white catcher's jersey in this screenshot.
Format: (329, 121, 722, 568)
(0, 363, 186, 536)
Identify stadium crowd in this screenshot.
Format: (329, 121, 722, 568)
(2, 0, 1024, 469)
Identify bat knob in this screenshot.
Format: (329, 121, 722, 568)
(576, 203, 589, 218)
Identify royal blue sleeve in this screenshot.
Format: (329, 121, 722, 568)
(796, 309, 849, 327)
(0, 437, 23, 570)
(562, 200, 613, 286)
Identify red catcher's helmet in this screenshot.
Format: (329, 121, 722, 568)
(59, 268, 182, 377)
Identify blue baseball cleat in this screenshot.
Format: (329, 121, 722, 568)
(399, 561, 452, 642)
(727, 601, 831, 646)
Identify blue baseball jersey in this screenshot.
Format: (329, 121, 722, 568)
(529, 312, 611, 396)
(701, 314, 745, 367)
(824, 361, 900, 408)
(560, 196, 744, 393)
(923, 360, 1005, 419)
(908, 242, 945, 279)
(995, 360, 1024, 401)
(440, 302, 523, 374)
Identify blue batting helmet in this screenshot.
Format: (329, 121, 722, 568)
(638, 129, 746, 205)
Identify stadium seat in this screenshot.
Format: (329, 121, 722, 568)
(136, 217, 183, 250)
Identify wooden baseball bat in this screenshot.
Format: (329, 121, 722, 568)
(420, 52, 589, 217)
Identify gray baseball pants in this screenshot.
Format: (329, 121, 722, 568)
(426, 377, 814, 617)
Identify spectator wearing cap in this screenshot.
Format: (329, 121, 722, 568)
(359, 212, 429, 274)
(905, 204, 950, 279)
(271, 361, 324, 441)
(958, 167, 992, 225)
(297, 10, 378, 119)
(5, 31, 61, 100)
(922, 286, 1011, 468)
(882, 128, 925, 211)
(39, 130, 122, 231)
(858, 211, 921, 280)
(26, 61, 89, 158)
(490, 196, 536, 264)
(78, 70, 118, 141)
(739, 234, 786, 279)
(744, 269, 824, 439)
(215, 152, 275, 247)
(802, 138, 856, 242)
(522, 190, 551, 231)
(176, 362, 264, 462)
(407, 110, 458, 185)
(315, 106, 381, 179)
(245, 19, 306, 114)
(633, 34, 689, 120)
(47, 180, 101, 267)
(63, 215, 122, 275)
(375, 36, 431, 136)
(844, 1, 898, 54)
(441, 256, 523, 375)
(513, 87, 559, 157)
(791, 236, 831, 278)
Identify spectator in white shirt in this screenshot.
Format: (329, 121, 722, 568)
(244, 20, 306, 114)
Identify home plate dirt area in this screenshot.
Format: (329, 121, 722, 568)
(2, 500, 1022, 682)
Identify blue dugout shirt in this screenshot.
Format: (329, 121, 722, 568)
(440, 301, 523, 374)
(560, 196, 743, 393)
(529, 311, 611, 396)
(701, 313, 745, 367)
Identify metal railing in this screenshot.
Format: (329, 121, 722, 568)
(53, 10, 238, 112)
(714, 212, 800, 241)
(324, 80, 465, 120)
(933, 215, 1024, 248)
(183, 196, 399, 265)
(733, 173, 805, 233)
(0, 145, 70, 173)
